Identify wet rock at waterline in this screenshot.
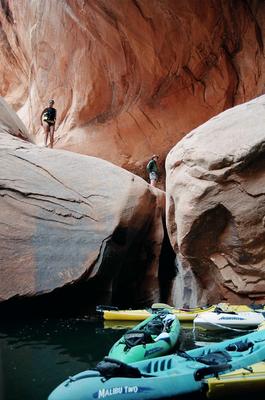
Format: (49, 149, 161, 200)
(1, 1, 265, 179)
(0, 111, 165, 307)
(166, 95, 265, 306)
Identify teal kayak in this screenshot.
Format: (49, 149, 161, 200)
(49, 330, 265, 400)
(108, 310, 180, 362)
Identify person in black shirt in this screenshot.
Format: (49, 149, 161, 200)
(40, 99, 57, 148)
(146, 155, 159, 187)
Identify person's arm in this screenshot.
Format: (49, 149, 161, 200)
(53, 109, 57, 130)
(40, 108, 47, 126)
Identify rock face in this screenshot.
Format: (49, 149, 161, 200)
(0, 99, 165, 307)
(0, 1, 265, 177)
(0, 97, 28, 140)
(166, 95, 265, 306)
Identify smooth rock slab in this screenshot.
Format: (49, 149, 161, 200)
(0, 132, 165, 304)
(166, 95, 265, 305)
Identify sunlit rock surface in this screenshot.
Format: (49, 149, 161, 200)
(0, 99, 165, 306)
(0, 0, 265, 177)
(166, 95, 265, 305)
(0, 97, 28, 140)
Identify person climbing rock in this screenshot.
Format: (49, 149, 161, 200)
(40, 99, 57, 148)
(146, 155, 159, 187)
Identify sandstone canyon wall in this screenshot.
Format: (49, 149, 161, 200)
(0, 98, 166, 310)
(166, 94, 265, 306)
(0, 0, 265, 179)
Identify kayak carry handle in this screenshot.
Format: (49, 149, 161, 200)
(64, 371, 100, 386)
(194, 363, 232, 381)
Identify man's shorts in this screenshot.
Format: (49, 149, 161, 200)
(43, 119, 55, 127)
(149, 172, 158, 181)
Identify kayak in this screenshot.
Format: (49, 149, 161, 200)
(97, 303, 265, 322)
(204, 321, 265, 397)
(103, 309, 150, 321)
(97, 304, 216, 322)
(194, 311, 264, 331)
(108, 310, 180, 363)
(206, 362, 265, 398)
(48, 330, 265, 400)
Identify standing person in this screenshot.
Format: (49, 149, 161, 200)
(146, 155, 159, 187)
(40, 99, 57, 148)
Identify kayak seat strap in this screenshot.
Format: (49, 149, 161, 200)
(193, 350, 232, 381)
(194, 363, 232, 381)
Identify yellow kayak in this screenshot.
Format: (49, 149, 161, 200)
(98, 303, 265, 322)
(206, 362, 265, 398)
(100, 305, 216, 321)
(103, 309, 151, 321)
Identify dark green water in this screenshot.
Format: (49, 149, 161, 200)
(0, 317, 120, 400)
(0, 318, 261, 400)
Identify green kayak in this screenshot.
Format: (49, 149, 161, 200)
(108, 310, 181, 363)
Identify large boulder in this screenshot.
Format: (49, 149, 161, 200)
(166, 95, 265, 306)
(0, 1, 265, 177)
(0, 99, 165, 308)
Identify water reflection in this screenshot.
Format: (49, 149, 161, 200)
(0, 318, 122, 400)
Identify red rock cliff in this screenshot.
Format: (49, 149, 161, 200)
(166, 95, 265, 306)
(0, 0, 264, 176)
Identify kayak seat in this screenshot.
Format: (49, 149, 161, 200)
(144, 319, 165, 335)
(96, 357, 142, 380)
(226, 340, 254, 352)
(195, 350, 232, 366)
(124, 330, 154, 349)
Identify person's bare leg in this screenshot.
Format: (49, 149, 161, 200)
(43, 122, 50, 147)
(49, 124, 55, 148)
